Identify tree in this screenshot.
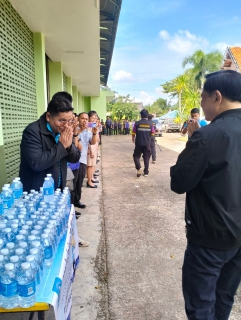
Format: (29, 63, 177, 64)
(107, 95, 139, 120)
(182, 49, 223, 90)
(162, 73, 189, 116)
(146, 98, 170, 116)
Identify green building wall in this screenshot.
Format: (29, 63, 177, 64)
(91, 91, 115, 120)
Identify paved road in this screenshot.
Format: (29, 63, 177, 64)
(99, 133, 241, 320)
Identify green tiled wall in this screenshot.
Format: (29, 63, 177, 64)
(0, 0, 37, 186)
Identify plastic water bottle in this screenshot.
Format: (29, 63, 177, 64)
(30, 241, 44, 269)
(19, 229, 28, 241)
(0, 248, 10, 263)
(15, 177, 23, 197)
(40, 234, 53, 268)
(43, 178, 54, 203)
(63, 188, 71, 210)
(0, 239, 4, 250)
(0, 195, 4, 220)
(26, 255, 40, 293)
(30, 230, 41, 241)
(4, 227, 15, 242)
(15, 248, 25, 263)
(0, 223, 6, 242)
(1, 187, 12, 210)
(3, 185, 14, 207)
(18, 242, 28, 256)
(29, 248, 43, 284)
(10, 179, 21, 200)
(0, 263, 18, 309)
(9, 255, 21, 272)
(46, 173, 55, 191)
(17, 262, 36, 308)
(6, 243, 15, 256)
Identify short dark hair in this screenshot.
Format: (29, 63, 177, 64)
(52, 91, 73, 103)
(204, 70, 241, 102)
(191, 108, 200, 114)
(148, 114, 153, 120)
(88, 110, 97, 118)
(78, 112, 88, 117)
(47, 98, 73, 116)
(140, 109, 148, 118)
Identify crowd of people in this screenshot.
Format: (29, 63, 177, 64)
(19, 91, 102, 247)
(101, 117, 135, 135)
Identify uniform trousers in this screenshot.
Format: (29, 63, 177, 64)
(106, 126, 111, 135)
(150, 137, 156, 161)
(71, 163, 87, 205)
(133, 145, 151, 175)
(182, 242, 241, 320)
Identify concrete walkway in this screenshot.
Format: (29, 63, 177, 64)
(76, 133, 241, 320)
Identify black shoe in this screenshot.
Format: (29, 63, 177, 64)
(74, 202, 86, 209)
(75, 211, 81, 216)
(95, 170, 100, 173)
(86, 182, 97, 188)
(93, 174, 99, 177)
(91, 179, 99, 183)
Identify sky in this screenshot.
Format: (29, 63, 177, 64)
(107, 0, 241, 106)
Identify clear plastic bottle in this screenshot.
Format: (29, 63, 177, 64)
(10, 179, 21, 200)
(15, 248, 25, 263)
(63, 188, 71, 210)
(18, 229, 28, 241)
(43, 178, 54, 203)
(9, 255, 21, 272)
(17, 262, 36, 308)
(18, 242, 28, 256)
(40, 234, 53, 268)
(6, 242, 15, 256)
(4, 227, 15, 242)
(0, 195, 4, 221)
(3, 185, 14, 207)
(15, 177, 23, 197)
(0, 222, 6, 242)
(26, 255, 40, 293)
(29, 248, 43, 285)
(0, 248, 10, 263)
(1, 187, 12, 210)
(46, 173, 55, 191)
(0, 263, 18, 309)
(0, 239, 4, 250)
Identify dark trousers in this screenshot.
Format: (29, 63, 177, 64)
(150, 138, 156, 161)
(182, 242, 241, 320)
(118, 128, 122, 134)
(113, 127, 117, 135)
(106, 126, 111, 135)
(133, 145, 151, 175)
(71, 163, 87, 205)
(125, 128, 130, 135)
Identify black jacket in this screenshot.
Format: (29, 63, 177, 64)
(171, 109, 241, 250)
(19, 113, 80, 192)
(134, 119, 153, 147)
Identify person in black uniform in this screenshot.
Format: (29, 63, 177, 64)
(148, 114, 156, 164)
(132, 109, 155, 177)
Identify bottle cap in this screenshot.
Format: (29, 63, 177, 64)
(47, 174, 52, 177)
(19, 242, 28, 248)
(1, 248, 9, 255)
(16, 235, 24, 241)
(29, 248, 38, 255)
(5, 263, 14, 271)
(21, 262, 30, 270)
(44, 177, 50, 181)
(6, 242, 14, 249)
(28, 235, 36, 241)
(26, 255, 34, 262)
(41, 234, 48, 239)
(4, 228, 11, 233)
(15, 248, 24, 255)
(0, 254, 4, 261)
(0, 223, 6, 229)
(10, 255, 19, 263)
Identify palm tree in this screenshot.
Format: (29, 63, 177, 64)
(182, 49, 223, 91)
(162, 73, 189, 117)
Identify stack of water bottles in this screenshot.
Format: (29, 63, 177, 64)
(0, 174, 71, 309)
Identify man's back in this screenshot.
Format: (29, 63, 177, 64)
(135, 119, 153, 146)
(172, 108, 241, 250)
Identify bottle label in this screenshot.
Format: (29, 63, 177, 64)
(3, 198, 11, 209)
(43, 187, 54, 196)
(18, 281, 36, 297)
(1, 280, 18, 297)
(44, 246, 53, 259)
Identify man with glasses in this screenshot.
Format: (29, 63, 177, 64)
(19, 93, 80, 192)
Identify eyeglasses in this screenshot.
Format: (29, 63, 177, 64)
(58, 119, 75, 124)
